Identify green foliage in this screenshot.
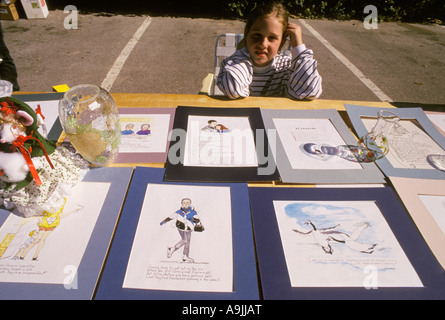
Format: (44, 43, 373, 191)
(225, 0, 444, 23)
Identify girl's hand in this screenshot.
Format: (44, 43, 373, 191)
(285, 23, 303, 48)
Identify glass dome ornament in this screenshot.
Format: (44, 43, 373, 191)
(58, 84, 121, 166)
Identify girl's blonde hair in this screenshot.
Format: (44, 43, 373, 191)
(244, 1, 289, 40)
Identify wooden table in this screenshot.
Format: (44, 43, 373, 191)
(19, 92, 394, 181)
(106, 93, 393, 186)
(109, 93, 392, 110)
(18, 91, 392, 110)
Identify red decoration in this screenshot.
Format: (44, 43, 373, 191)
(35, 105, 45, 120)
(0, 100, 19, 116)
(11, 134, 55, 186)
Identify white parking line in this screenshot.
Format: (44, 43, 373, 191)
(299, 19, 393, 102)
(101, 16, 152, 92)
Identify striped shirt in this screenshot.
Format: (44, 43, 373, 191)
(216, 45, 322, 100)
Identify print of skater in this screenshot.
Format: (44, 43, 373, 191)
(160, 198, 204, 263)
(15, 199, 83, 261)
(13, 229, 39, 260)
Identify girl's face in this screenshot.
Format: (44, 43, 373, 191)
(246, 15, 284, 67)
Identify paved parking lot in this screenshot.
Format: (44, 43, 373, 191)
(2, 8, 444, 109)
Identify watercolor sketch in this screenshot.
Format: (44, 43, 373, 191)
(293, 219, 377, 255)
(273, 200, 423, 287)
(119, 114, 171, 153)
(362, 118, 444, 169)
(0, 182, 110, 285)
(123, 183, 233, 293)
(273, 118, 362, 170)
(200, 119, 231, 133)
(160, 197, 205, 263)
(184, 115, 258, 167)
(11, 199, 84, 261)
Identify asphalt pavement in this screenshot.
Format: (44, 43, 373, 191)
(2, 8, 444, 109)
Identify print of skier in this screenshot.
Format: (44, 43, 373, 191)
(160, 198, 204, 263)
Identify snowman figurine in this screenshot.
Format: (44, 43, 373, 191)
(0, 97, 89, 217)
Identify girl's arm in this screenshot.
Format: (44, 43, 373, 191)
(287, 44, 323, 100)
(216, 48, 253, 99)
(285, 23, 322, 100)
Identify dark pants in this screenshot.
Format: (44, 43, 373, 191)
(174, 229, 192, 256)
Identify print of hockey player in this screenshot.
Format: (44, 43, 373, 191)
(160, 198, 204, 263)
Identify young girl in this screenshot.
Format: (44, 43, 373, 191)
(216, 1, 322, 100)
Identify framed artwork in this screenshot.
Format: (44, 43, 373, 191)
(346, 105, 445, 180)
(390, 176, 445, 270)
(116, 108, 176, 164)
(95, 167, 259, 300)
(261, 109, 385, 184)
(164, 106, 279, 182)
(0, 167, 133, 300)
(248, 186, 445, 299)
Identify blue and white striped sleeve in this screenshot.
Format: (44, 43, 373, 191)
(216, 49, 253, 99)
(287, 44, 323, 100)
